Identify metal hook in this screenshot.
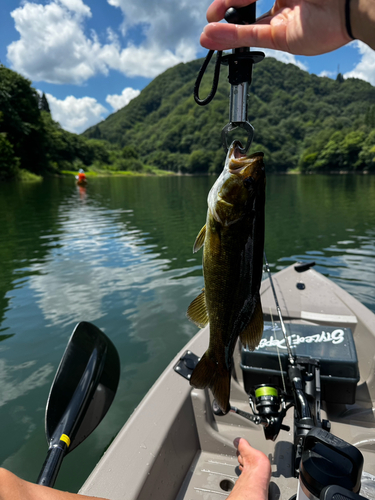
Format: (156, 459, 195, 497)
(221, 121, 254, 155)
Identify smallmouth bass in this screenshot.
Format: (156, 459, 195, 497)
(187, 141, 265, 414)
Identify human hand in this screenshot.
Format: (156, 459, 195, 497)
(200, 0, 354, 56)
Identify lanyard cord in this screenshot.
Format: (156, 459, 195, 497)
(193, 49, 223, 106)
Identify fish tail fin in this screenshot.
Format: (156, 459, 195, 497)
(240, 298, 264, 351)
(190, 352, 231, 414)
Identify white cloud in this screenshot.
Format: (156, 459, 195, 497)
(106, 87, 140, 111)
(263, 49, 308, 71)
(7, 0, 209, 85)
(344, 41, 375, 86)
(7, 0, 111, 84)
(319, 70, 335, 78)
(107, 0, 209, 51)
(58, 0, 91, 16)
(26, 203, 200, 330)
(46, 93, 108, 133)
(6, 0, 312, 87)
(104, 40, 197, 78)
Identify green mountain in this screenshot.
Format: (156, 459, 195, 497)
(2, 57, 375, 181)
(83, 56, 375, 173)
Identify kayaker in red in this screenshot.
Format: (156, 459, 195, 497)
(76, 169, 87, 186)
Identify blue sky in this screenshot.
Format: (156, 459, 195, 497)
(1, 0, 374, 134)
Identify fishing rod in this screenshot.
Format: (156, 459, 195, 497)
(175, 263, 367, 498)
(263, 251, 295, 365)
(211, 258, 366, 500)
(175, 256, 321, 446)
(190, 5, 368, 497)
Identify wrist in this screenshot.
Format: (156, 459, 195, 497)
(350, 0, 375, 49)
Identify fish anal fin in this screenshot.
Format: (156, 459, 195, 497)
(187, 289, 209, 328)
(190, 352, 231, 414)
(240, 299, 264, 351)
(193, 225, 206, 253)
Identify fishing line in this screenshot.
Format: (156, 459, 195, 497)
(263, 252, 294, 365)
(268, 305, 287, 393)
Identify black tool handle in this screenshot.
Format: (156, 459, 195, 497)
(225, 4, 256, 25)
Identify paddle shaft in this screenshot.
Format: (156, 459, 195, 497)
(37, 341, 106, 487)
(37, 441, 69, 488)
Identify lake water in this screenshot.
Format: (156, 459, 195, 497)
(0, 174, 374, 492)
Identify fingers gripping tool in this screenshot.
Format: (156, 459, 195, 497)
(194, 4, 265, 154)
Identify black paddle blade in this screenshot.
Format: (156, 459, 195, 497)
(45, 321, 120, 453)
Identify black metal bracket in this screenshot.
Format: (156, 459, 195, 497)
(294, 261, 316, 273)
(221, 51, 265, 85)
(174, 350, 200, 381)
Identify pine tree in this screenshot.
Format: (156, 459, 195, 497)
(336, 73, 344, 83)
(90, 125, 102, 139)
(39, 92, 50, 113)
(365, 105, 375, 128)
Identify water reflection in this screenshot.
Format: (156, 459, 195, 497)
(280, 228, 375, 311)
(0, 174, 374, 491)
(0, 359, 54, 408)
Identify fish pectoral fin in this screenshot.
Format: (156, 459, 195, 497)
(193, 224, 206, 253)
(190, 352, 231, 414)
(240, 299, 264, 351)
(186, 289, 209, 328)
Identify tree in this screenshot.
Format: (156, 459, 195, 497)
(122, 145, 138, 159)
(336, 73, 344, 83)
(0, 133, 20, 180)
(365, 105, 375, 128)
(187, 150, 212, 173)
(81, 57, 375, 173)
(89, 125, 102, 139)
(0, 65, 47, 174)
(358, 130, 375, 170)
(39, 92, 50, 113)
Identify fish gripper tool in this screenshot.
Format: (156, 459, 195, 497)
(193, 4, 265, 154)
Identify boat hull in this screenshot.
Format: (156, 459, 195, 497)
(80, 264, 375, 500)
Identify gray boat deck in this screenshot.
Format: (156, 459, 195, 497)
(80, 265, 375, 499)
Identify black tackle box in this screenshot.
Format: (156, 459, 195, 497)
(240, 322, 360, 404)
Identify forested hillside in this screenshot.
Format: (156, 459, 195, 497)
(0, 65, 112, 181)
(2, 57, 375, 181)
(84, 56, 375, 173)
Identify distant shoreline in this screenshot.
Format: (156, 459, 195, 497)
(6, 168, 374, 183)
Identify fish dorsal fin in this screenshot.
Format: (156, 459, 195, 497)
(193, 225, 206, 253)
(187, 289, 209, 328)
(240, 299, 264, 351)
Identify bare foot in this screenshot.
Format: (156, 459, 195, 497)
(227, 438, 271, 500)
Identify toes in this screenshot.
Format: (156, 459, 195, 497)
(233, 437, 270, 471)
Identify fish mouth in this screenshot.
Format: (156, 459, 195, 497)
(232, 141, 246, 160)
(227, 141, 264, 178)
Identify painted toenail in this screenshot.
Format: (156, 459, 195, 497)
(233, 437, 241, 448)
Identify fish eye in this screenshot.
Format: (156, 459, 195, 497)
(243, 177, 254, 190)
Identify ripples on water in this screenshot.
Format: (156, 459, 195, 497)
(0, 174, 374, 491)
(285, 229, 375, 312)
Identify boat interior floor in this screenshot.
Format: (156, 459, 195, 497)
(80, 265, 375, 500)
